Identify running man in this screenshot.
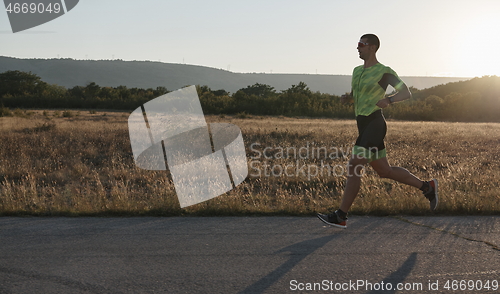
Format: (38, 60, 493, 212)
(317, 34, 438, 229)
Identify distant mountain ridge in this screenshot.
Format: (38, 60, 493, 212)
(0, 56, 471, 95)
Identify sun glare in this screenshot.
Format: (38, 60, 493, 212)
(457, 15, 500, 77)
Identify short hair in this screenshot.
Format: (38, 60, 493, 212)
(361, 34, 380, 51)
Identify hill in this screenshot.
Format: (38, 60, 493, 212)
(0, 56, 471, 95)
(413, 75, 500, 100)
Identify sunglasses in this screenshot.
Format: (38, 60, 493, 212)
(357, 41, 370, 48)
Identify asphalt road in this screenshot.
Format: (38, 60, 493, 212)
(0, 216, 499, 294)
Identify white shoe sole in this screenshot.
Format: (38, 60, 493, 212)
(317, 214, 347, 229)
(430, 179, 438, 210)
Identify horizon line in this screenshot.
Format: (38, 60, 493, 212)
(0, 55, 482, 79)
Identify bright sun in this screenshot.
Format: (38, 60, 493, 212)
(457, 15, 500, 77)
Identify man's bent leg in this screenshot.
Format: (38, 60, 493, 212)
(369, 157, 423, 188)
(370, 157, 438, 210)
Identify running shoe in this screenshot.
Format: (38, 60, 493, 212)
(424, 179, 438, 211)
(317, 210, 347, 229)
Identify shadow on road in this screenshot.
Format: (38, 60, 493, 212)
(238, 234, 339, 294)
(367, 252, 418, 294)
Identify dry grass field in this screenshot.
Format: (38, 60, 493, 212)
(1, 109, 499, 216)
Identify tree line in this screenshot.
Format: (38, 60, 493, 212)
(1, 70, 499, 122)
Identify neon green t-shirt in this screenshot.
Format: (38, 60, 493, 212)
(351, 63, 405, 116)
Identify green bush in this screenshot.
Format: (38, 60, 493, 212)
(0, 105, 12, 117)
(13, 108, 30, 118)
(62, 110, 74, 117)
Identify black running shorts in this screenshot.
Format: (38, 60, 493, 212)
(352, 109, 387, 162)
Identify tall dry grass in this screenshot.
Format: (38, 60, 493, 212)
(1, 110, 499, 216)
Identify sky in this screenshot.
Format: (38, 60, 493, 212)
(1, 0, 500, 78)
